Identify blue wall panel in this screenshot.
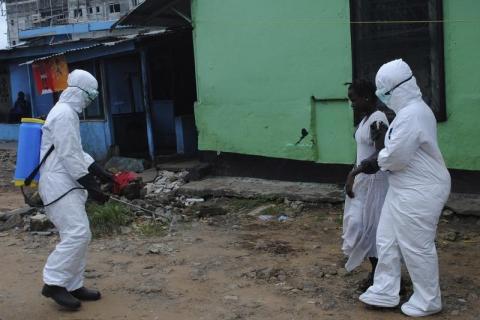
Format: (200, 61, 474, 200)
(79, 121, 111, 160)
(9, 64, 30, 107)
(19, 21, 116, 39)
(0, 124, 20, 140)
(9, 62, 54, 117)
(105, 55, 143, 115)
(33, 92, 54, 117)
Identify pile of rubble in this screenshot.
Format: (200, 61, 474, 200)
(0, 207, 54, 235)
(144, 170, 189, 196)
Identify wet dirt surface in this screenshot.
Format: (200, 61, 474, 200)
(1, 148, 479, 319)
(0, 196, 479, 320)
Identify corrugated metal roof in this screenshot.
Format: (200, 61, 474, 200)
(114, 0, 191, 28)
(18, 30, 168, 65)
(20, 43, 103, 65)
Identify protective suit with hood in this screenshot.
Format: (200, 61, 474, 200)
(359, 59, 451, 317)
(39, 70, 109, 310)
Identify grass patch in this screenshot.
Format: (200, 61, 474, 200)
(137, 221, 168, 237)
(87, 201, 131, 237)
(228, 198, 273, 211)
(259, 205, 281, 216)
(336, 213, 344, 226)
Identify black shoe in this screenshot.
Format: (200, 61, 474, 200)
(41, 284, 81, 310)
(70, 287, 101, 301)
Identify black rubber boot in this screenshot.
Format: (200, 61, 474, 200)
(70, 287, 101, 301)
(42, 284, 81, 310)
(358, 272, 374, 292)
(358, 257, 378, 292)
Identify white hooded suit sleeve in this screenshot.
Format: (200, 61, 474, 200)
(378, 113, 421, 172)
(51, 110, 90, 180)
(83, 152, 95, 167)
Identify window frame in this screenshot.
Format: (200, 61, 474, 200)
(73, 8, 83, 18)
(109, 3, 121, 13)
(349, 0, 446, 122)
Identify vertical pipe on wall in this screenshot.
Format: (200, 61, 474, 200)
(99, 59, 114, 145)
(140, 48, 155, 160)
(26, 64, 36, 117)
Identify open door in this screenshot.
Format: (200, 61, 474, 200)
(106, 54, 149, 158)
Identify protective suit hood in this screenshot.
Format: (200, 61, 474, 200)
(58, 70, 98, 113)
(375, 59, 422, 114)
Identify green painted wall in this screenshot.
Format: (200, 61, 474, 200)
(192, 0, 480, 170)
(439, 0, 480, 170)
(192, 0, 355, 164)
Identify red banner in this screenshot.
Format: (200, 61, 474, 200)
(32, 55, 69, 95)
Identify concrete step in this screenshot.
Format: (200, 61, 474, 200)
(177, 176, 344, 204)
(178, 176, 480, 217)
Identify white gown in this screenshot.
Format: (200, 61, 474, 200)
(342, 110, 389, 272)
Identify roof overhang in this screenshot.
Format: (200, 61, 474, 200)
(0, 30, 167, 64)
(113, 0, 191, 28)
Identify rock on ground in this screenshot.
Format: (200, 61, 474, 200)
(446, 193, 480, 217)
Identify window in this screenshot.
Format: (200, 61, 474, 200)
(131, 0, 138, 6)
(85, 63, 105, 120)
(350, 0, 446, 121)
(12, 40, 16, 45)
(96, 6, 101, 13)
(88, 7, 93, 14)
(109, 3, 121, 13)
(73, 8, 83, 18)
(10, 19, 14, 26)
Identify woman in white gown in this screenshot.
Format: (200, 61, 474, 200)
(342, 80, 389, 290)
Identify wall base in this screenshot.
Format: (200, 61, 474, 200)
(200, 151, 480, 194)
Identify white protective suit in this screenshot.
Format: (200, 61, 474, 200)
(39, 70, 98, 291)
(342, 111, 389, 272)
(359, 59, 451, 317)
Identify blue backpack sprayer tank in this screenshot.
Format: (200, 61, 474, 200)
(14, 118, 45, 188)
(14, 117, 58, 207)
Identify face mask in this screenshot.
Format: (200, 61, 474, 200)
(348, 99, 353, 108)
(375, 87, 391, 106)
(375, 75, 413, 106)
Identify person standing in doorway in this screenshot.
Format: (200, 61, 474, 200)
(8, 91, 31, 123)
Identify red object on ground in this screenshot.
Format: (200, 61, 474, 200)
(113, 171, 138, 194)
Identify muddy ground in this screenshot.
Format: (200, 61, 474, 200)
(1, 149, 480, 320)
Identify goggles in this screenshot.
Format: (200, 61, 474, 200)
(69, 86, 99, 103)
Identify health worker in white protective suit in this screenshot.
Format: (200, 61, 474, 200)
(359, 59, 451, 317)
(39, 70, 112, 310)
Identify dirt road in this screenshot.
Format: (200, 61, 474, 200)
(1, 192, 479, 320)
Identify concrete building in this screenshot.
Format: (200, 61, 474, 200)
(67, 0, 143, 23)
(1, 0, 145, 46)
(115, 0, 480, 191)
